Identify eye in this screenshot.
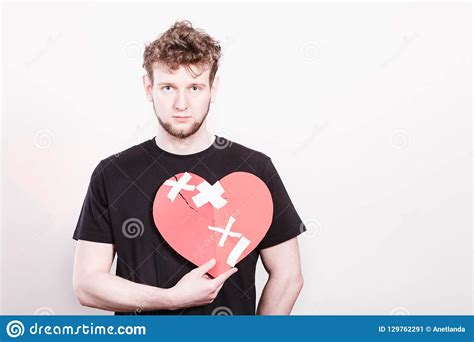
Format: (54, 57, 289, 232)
(190, 86, 200, 92)
(161, 86, 173, 93)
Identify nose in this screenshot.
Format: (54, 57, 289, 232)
(174, 90, 189, 111)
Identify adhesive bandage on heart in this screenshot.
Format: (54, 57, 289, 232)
(192, 180, 228, 209)
(163, 172, 195, 201)
(153, 171, 273, 277)
(207, 215, 252, 267)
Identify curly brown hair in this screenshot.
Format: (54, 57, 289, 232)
(143, 20, 221, 86)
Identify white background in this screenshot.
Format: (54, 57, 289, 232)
(1, 2, 472, 315)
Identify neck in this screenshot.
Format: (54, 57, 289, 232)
(155, 123, 215, 155)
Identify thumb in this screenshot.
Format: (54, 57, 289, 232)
(196, 258, 216, 276)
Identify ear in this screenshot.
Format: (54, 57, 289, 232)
(143, 74, 153, 102)
(210, 75, 220, 103)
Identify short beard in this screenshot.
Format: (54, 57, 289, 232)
(153, 100, 210, 140)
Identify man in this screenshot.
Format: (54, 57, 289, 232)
(72, 20, 305, 315)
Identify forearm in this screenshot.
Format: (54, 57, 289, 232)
(74, 272, 177, 313)
(256, 274, 304, 315)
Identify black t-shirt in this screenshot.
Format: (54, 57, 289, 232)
(73, 136, 306, 315)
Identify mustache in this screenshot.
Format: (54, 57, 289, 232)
(152, 100, 211, 139)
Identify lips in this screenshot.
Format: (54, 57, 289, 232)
(172, 116, 191, 122)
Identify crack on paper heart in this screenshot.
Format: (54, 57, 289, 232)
(173, 175, 197, 212)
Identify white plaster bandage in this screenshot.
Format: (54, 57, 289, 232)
(227, 237, 251, 267)
(192, 180, 228, 209)
(163, 172, 195, 202)
(208, 216, 241, 247)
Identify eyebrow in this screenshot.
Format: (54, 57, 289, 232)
(157, 82, 207, 87)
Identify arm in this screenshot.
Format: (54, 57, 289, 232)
(256, 237, 304, 315)
(73, 240, 174, 312)
(72, 240, 237, 313)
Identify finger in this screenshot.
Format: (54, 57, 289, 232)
(210, 276, 226, 296)
(212, 267, 238, 287)
(215, 282, 225, 293)
(202, 274, 211, 280)
(196, 258, 216, 276)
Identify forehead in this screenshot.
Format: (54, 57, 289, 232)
(152, 63, 211, 84)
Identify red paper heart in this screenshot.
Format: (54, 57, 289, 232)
(153, 172, 273, 277)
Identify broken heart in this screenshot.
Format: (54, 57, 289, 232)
(152, 172, 273, 277)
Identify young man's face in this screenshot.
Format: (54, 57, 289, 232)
(143, 63, 219, 139)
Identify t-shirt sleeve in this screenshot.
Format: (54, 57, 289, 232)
(257, 158, 306, 250)
(73, 160, 115, 244)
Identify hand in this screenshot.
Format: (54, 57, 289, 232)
(168, 258, 238, 310)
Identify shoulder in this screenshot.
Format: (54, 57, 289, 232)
(219, 137, 271, 164)
(217, 137, 275, 178)
(95, 138, 154, 176)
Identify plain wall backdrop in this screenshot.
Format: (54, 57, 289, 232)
(1, 2, 472, 315)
